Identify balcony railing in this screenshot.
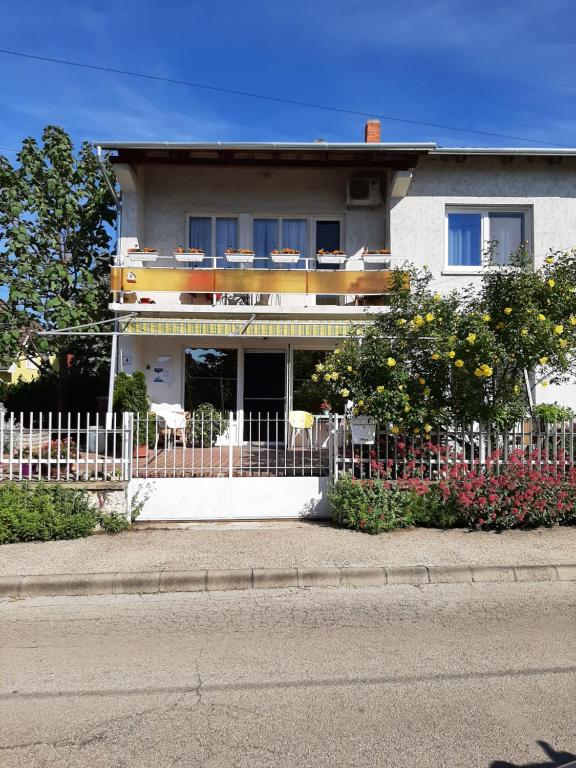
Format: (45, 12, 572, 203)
(111, 261, 408, 300)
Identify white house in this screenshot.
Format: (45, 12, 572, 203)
(99, 120, 576, 424)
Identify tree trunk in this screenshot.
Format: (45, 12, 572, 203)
(56, 349, 69, 413)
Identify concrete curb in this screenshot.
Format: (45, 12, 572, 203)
(0, 563, 574, 599)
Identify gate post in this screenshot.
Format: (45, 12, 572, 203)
(122, 412, 134, 481)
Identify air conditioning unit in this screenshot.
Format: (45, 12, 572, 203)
(346, 177, 382, 207)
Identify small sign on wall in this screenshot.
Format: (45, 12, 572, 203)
(122, 354, 133, 369)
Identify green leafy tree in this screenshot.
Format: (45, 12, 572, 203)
(314, 248, 576, 430)
(0, 125, 116, 408)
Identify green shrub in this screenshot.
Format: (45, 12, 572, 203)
(186, 403, 229, 447)
(98, 512, 130, 534)
(113, 371, 150, 447)
(329, 474, 417, 534)
(0, 483, 98, 544)
(533, 402, 575, 424)
(0, 483, 131, 544)
(410, 485, 464, 529)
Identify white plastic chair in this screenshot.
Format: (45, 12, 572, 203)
(289, 410, 314, 448)
(150, 403, 187, 448)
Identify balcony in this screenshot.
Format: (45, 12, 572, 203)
(110, 253, 408, 311)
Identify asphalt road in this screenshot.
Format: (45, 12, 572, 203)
(1, 582, 576, 768)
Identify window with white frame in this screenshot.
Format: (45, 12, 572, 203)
(446, 208, 528, 269)
(188, 216, 238, 267)
(253, 218, 308, 268)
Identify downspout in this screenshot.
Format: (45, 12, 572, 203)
(96, 145, 122, 427)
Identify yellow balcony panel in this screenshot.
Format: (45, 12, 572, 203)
(110, 267, 406, 295)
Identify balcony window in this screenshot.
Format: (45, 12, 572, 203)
(447, 209, 527, 269)
(253, 218, 307, 269)
(187, 216, 238, 268)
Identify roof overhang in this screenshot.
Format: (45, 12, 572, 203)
(95, 141, 436, 169)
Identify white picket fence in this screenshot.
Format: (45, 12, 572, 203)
(1, 410, 575, 483)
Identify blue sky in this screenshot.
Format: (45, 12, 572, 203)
(1, 0, 576, 154)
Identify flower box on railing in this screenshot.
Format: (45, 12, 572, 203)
(270, 248, 300, 264)
(225, 249, 255, 264)
(173, 248, 205, 263)
(316, 250, 347, 265)
(363, 249, 391, 266)
(127, 248, 158, 262)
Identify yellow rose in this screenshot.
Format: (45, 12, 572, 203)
(387, 357, 396, 367)
(448, 351, 456, 359)
(331, 371, 339, 380)
(433, 293, 441, 301)
(323, 374, 331, 382)
(454, 359, 464, 368)
(545, 257, 554, 264)
(539, 356, 549, 365)
(504, 307, 513, 315)
(520, 328, 528, 336)
(466, 333, 476, 344)
(376, 385, 385, 394)
(425, 312, 434, 322)
(404, 405, 411, 413)
(513, 385, 520, 394)
(347, 366, 353, 372)
(570, 316, 576, 326)
(391, 426, 400, 435)
(357, 400, 364, 407)
(412, 315, 425, 328)
(423, 387, 431, 396)
(538, 313, 546, 321)
(482, 314, 491, 322)
(413, 428, 420, 435)
(397, 318, 406, 326)
(424, 424, 432, 432)
(474, 368, 483, 378)
(481, 364, 493, 376)
(554, 325, 564, 335)
(548, 279, 555, 288)
(418, 377, 426, 385)
(340, 388, 350, 397)
(431, 353, 440, 360)
(560, 339, 568, 348)
(541, 381, 549, 388)
(316, 363, 324, 371)
(334, 348, 341, 355)
(311, 374, 318, 382)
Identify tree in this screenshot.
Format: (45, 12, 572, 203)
(0, 125, 116, 408)
(313, 248, 576, 430)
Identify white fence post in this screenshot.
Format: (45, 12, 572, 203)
(122, 412, 134, 481)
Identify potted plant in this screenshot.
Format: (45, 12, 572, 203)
(174, 246, 205, 263)
(113, 371, 150, 457)
(225, 248, 255, 264)
(316, 249, 347, 265)
(362, 248, 391, 266)
(127, 246, 158, 262)
(320, 400, 332, 417)
(270, 248, 300, 265)
(185, 403, 230, 447)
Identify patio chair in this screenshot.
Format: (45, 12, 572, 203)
(150, 403, 187, 449)
(288, 410, 314, 448)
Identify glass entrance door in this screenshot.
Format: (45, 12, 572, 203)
(243, 351, 286, 441)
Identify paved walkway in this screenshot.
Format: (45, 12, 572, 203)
(2, 523, 576, 576)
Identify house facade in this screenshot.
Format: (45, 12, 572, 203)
(100, 120, 576, 439)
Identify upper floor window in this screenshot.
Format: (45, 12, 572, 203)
(253, 218, 308, 268)
(188, 216, 238, 268)
(446, 208, 527, 269)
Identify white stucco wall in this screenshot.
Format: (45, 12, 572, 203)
(119, 164, 388, 260)
(391, 156, 576, 293)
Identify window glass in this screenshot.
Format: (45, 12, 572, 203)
(188, 217, 211, 259)
(489, 213, 524, 266)
(447, 213, 482, 267)
(215, 218, 238, 269)
(283, 219, 307, 270)
(253, 218, 279, 269)
(315, 221, 340, 252)
(293, 350, 329, 413)
(184, 348, 237, 412)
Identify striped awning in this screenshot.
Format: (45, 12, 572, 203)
(121, 318, 364, 338)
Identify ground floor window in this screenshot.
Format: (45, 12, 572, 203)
(292, 350, 330, 412)
(184, 348, 237, 412)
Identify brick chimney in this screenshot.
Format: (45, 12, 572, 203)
(365, 119, 381, 143)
